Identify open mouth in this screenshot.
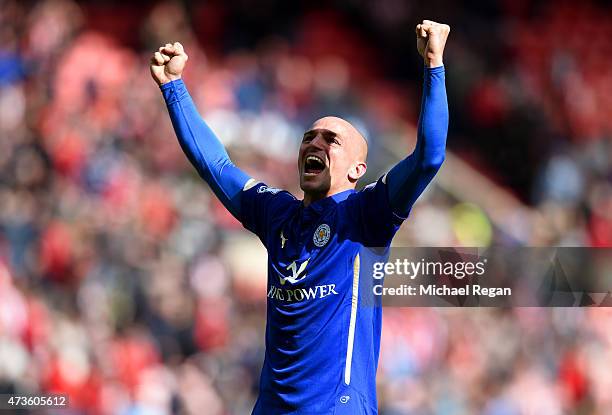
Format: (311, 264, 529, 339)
(304, 155, 326, 176)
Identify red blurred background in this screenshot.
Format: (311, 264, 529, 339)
(1, 0, 611, 413)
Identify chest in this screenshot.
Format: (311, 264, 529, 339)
(269, 205, 338, 258)
(266, 208, 362, 310)
(266, 204, 358, 283)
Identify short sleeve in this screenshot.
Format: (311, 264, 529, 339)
(240, 182, 297, 245)
(339, 176, 407, 247)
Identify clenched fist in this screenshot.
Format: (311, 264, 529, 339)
(150, 42, 188, 86)
(416, 20, 450, 68)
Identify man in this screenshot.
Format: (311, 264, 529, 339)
(151, 19, 449, 415)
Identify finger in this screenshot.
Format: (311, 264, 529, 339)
(420, 22, 432, 31)
(173, 41, 184, 54)
(157, 47, 171, 62)
(153, 52, 165, 66)
(423, 24, 435, 36)
(168, 42, 187, 60)
(419, 24, 429, 37)
(160, 45, 176, 56)
(422, 19, 437, 25)
(416, 24, 427, 38)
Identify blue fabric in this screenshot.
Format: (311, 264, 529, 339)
(162, 67, 447, 414)
(240, 68, 447, 414)
(386, 66, 448, 217)
(161, 79, 251, 218)
(241, 180, 401, 414)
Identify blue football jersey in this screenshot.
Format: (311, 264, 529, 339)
(241, 178, 405, 414)
(161, 67, 447, 414)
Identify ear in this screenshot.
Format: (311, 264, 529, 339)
(348, 162, 367, 182)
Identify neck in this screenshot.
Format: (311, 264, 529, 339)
(302, 191, 326, 207)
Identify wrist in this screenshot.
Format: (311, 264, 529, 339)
(159, 75, 182, 87)
(160, 78, 185, 96)
(424, 56, 443, 68)
(159, 77, 183, 90)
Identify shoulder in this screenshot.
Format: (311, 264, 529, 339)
(239, 180, 298, 237)
(338, 176, 405, 245)
(345, 176, 387, 203)
(242, 180, 298, 208)
(244, 181, 295, 198)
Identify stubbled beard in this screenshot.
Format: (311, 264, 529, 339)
(300, 172, 331, 195)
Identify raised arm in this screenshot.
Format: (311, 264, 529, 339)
(386, 21, 450, 217)
(150, 42, 251, 219)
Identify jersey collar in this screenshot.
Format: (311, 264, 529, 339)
(329, 188, 356, 203)
(302, 188, 356, 212)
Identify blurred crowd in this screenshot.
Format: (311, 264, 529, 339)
(0, 0, 611, 414)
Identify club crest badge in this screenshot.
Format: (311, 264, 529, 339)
(313, 224, 331, 247)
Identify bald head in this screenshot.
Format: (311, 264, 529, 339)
(299, 116, 369, 205)
(310, 116, 368, 162)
